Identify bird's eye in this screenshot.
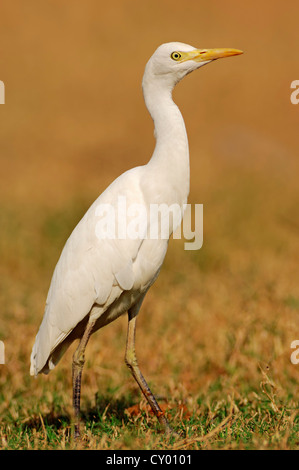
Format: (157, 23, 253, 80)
(171, 51, 182, 61)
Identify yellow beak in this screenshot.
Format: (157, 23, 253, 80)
(184, 48, 243, 62)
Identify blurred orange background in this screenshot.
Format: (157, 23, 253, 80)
(1, 0, 298, 207)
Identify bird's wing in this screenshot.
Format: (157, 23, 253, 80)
(30, 166, 155, 375)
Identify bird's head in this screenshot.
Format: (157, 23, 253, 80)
(143, 42, 243, 89)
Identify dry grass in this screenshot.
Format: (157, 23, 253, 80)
(0, 0, 299, 450)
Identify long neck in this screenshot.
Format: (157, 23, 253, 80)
(143, 76, 190, 207)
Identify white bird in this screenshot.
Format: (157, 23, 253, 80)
(30, 42, 242, 437)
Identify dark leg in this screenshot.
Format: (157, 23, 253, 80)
(72, 319, 95, 439)
(125, 304, 174, 435)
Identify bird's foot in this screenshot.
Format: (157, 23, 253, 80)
(73, 422, 81, 441)
(159, 415, 181, 439)
(164, 425, 181, 439)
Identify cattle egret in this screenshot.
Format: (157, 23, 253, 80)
(30, 42, 243, 438)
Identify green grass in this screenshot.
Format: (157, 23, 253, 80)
(1, 376, 299, 450)
(1, 168, 299, 450)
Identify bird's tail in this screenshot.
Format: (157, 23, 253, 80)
(30, 319, 52, 376)
(30, 313, 68, 376)
(30, 313, 77, 376)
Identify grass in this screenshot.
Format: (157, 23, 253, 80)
(1, 171, 299, 450)
(1, 374, 299, 450)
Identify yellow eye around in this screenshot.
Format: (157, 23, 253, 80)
(170, 51, 182, 61)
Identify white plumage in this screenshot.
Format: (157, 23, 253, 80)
(30, 166, 170, 374)
(30, 42, 242, 436)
